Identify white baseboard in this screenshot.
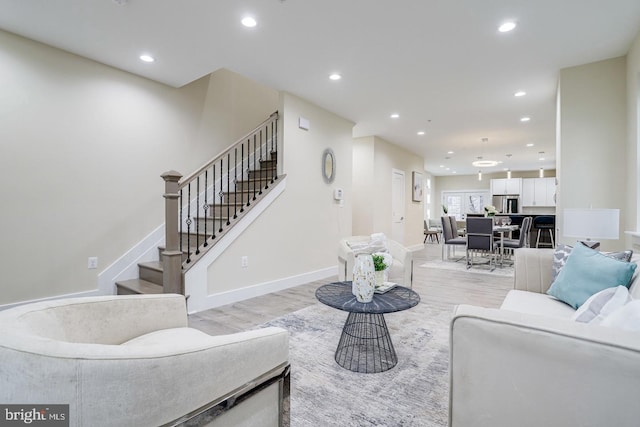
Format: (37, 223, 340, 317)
(408, 243, 426, 252)
(0, 289, 101, 311)
(186, 266, 337, 314)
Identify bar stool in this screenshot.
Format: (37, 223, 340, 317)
(534, 216, 555, 248)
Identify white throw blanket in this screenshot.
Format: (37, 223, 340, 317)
(349, 233, 392, 271)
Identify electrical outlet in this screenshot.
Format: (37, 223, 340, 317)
(241, 256, 248, 268)
(88, 257, 98, 269)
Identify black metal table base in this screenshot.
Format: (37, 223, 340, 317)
(334, 312, 397, 373)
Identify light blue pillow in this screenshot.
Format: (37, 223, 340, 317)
(547, 243, 637, 309)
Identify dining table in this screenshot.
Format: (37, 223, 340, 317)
(493, 224, 519, 266)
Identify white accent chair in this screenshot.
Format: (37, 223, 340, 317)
(338, 235, 413, 287)
(0, 294, 289, 427)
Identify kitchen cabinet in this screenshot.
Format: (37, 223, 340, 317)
(490, 178, 522, 195)
(522, 177, 556, 206)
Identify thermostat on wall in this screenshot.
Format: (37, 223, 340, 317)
(299, 116, 310, 131)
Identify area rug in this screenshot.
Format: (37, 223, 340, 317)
(420, 258, 514, 277)
(262, 299, 450, 426)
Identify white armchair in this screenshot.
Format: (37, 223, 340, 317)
(338, 235, 413, 287)
(0, 294, 289, 427)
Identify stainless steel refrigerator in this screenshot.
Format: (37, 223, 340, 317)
(492, 195, 520, 214)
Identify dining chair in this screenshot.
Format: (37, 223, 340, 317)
(450, 216, 465, 237)
(441, 216, 466, 261)
(466, 217, 498, 271)
(424, 219, 440, 243)
(502, 216, 532, 261)
(430, 218, 443, 240)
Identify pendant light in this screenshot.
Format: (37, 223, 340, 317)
(539, 168, 544, 178)
(478, 170, 482, 181)
(505, 154, 513, 179)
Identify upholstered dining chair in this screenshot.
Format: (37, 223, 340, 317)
(441, 216, 466, 261)
(502, 216, 533, 261)
(466, 217, 499, 271)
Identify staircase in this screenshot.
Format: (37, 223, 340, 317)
(115, 112, 280, 295)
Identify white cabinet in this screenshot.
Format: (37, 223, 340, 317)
(522, 178, 555, 206)
(490, 178, 522, 195)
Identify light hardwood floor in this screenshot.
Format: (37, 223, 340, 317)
(188, 242, 514, 335)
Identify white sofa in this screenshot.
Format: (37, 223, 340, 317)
(338, 235, 413, 287)
(449, 248, 640, 427)
(0, 294, 289, 427)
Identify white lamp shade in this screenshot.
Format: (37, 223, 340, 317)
(563, 208, 620, 240)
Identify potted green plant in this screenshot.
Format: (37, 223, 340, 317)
(372, 254, 388, 287)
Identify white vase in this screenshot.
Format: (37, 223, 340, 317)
(352, 254, 375, 303)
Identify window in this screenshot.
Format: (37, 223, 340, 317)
(442, 191, 489, 220)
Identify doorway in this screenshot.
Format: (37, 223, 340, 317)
(391, 169, 405, 243)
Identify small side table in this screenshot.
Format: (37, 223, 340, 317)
(315, 281, 420, 373)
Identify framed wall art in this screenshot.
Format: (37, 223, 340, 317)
(412, 171, 423, 202)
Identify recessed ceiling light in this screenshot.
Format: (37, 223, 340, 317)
(139, 54, 155, 63)
(498, 21, 517, 32)
(514, 91, 526, 97)
(241, 16, 257, 27)
(417, 131, 425, 135)
(526, 143, 534, 147)
(520, 117, 531, 122)
(539, 157, 546, 161)
(439, 165, 444, 168)
(445, 167, 450, 171)
(447, 151, 454, 154)
(329, 73, 341, 81)
(390, 113, 399, 119)
(452, 171, 457, 174)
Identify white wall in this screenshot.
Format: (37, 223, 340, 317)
(205, 93, 353, 294)
(627, 29, 640, 238)
(557, 56, 627, 251)
(352, 137, 375, 235)
(0, 30, 278, 305)
(352, 136, 425, 248)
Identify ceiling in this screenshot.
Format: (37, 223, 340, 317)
(2, 0, 640, 176)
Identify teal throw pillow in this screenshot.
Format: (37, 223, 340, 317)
(547, 243, 637, 309)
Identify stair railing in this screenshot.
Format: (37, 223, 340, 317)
(161, 111, 279, 294)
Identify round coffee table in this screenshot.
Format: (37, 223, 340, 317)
(315, 281, 420, 373)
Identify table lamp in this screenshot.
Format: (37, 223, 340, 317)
(563, 208, 620, 249)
